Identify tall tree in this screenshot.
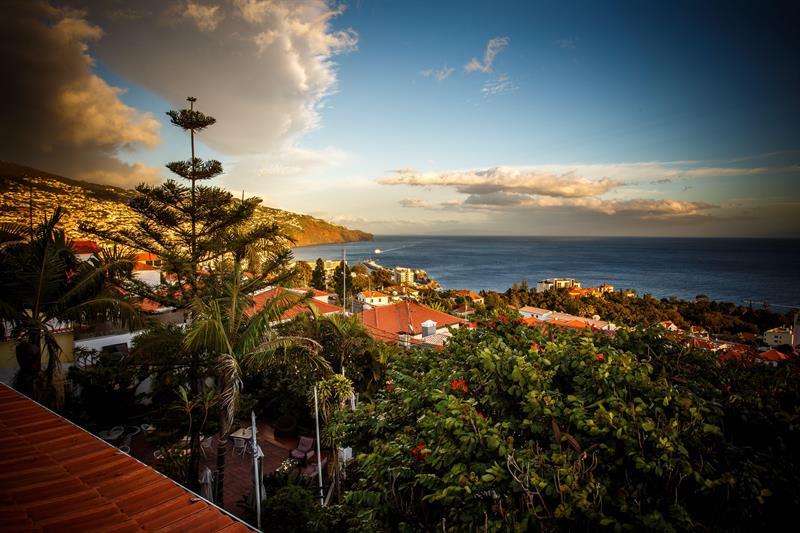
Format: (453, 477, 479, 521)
(184, 260, 330, 502)
(84, 96, 292, 488)
(311, 258, 327, 290)
(333, 260, 353, 308)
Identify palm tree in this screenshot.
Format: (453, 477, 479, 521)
(303, 311, 392, 396)
(184, 260, 330, 502)
(0, 208, 140, 405)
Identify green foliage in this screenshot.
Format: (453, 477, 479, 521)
(262, 485, 317, 533)
(311, 258, 327, 290)
(494, 284, 792, 334)
(331, 316, 800, 531)
(67, 347, 149, 426)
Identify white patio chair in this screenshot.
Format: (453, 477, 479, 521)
(232, 436, 247, 456)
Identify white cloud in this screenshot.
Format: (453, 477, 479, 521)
(421, 64, 455, 81)
(464, 36, 509, 73)
(79, 0, 358, 187)
(481, 74, 517, 97)
(399, 198, 432, 209)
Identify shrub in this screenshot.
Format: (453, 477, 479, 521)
(330, 316, 800, 531)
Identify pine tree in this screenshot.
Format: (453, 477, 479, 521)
(311, 258, 327, 290)
(84, 96, 292, 489)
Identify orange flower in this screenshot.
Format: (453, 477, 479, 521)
(411, 443, 428, 461)
(595, 353, 605, 361)
(530, 344, 540, 351)
(450, 380, 469, 393)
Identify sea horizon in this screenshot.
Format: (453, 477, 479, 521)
(293, 235, 800, 307)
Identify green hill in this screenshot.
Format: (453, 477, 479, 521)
(0, 161, 372, 247)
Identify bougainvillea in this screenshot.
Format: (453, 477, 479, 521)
(326, 314, 800, 531)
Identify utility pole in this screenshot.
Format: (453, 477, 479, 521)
(342, 248, 347, 312)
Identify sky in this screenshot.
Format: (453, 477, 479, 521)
(2, 0, 799, 237)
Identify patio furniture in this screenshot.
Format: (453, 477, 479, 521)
(140, 423, 156, 433)
(232, 436, 248, 457)
(290, 436, 315, 464)
(300, 457, 327, 478)
(97, 426, 124, 441)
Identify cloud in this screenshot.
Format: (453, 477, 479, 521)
(555, 37, 577, 49)
(386, 167, 419, 174)
(181, 1, 224, 31)
(421, 64, 455, 81)
(0, 1, 162, 185)
(464, 36, 509, 73)
(481, 74, 517, 97)
(379, 166, 622, 198)
(399, 198, 432, 209)
(459, 193, 717, 219)
(60, 0, 358, 189)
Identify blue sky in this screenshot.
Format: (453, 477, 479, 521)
(4, 0, 799, 236)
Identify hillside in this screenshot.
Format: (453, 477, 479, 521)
(0, 161, 372, 247)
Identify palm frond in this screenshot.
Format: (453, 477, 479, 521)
(217, 353, 242, 434)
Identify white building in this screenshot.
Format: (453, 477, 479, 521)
(764, 327, 794, 348)
(357, 291, 390, 307)
(536, 278, 581, 293)
(393, 267, 415, 285)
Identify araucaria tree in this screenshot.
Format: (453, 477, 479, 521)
(85, 97, 291, 488)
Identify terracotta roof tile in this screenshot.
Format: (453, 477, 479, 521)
(357, 301, 464, 336)
(0, 383, 254, 532)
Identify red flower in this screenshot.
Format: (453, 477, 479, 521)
(411, 443, 428, 461)
(385, 381, 394, 392)
(530, 344, 540, 352)
(450, 380, 469, 393)
(595, 353, 605, 361)
(476, 410, 487, 419)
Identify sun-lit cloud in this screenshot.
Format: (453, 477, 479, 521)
(181, 1, 224, 31)
(0, 1, 162, 185)
(34, 0, 359, 190)
(464, 36, 509, 73)
(379, 166, 622, 198)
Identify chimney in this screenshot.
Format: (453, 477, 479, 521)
(421, 319, 437, 337)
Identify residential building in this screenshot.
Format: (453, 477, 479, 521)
(393, 267, 415, 285)
(357, 301, 465, 347)
(535, 278, 581, 293)
(519, 306, 617, 331)
(763, 327, 794, 347)
(451, 290, 484, 305)
(357, 290, 390, 307)
(71, 239, 100, 262)
(247, 286, 343, 324)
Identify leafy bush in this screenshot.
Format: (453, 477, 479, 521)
(329, 316, 800, 531)
(262, 485, 316, 533)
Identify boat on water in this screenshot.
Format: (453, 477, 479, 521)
(374, 248, 382, 254)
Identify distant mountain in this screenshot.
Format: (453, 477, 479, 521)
(0, 161, 372, 247)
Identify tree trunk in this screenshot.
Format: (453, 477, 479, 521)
(14, 338, 40, 397)
(214, 419, 229, 503)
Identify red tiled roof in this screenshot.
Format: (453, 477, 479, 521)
(292, 287, 331, 298)
(359, 290, 388, 299)
(135, 252, 160, 263)
(452, 290, 482, 300)
(247, 287, 342, 320)
(71, 240, 100, 255)
(0, 383, 253, 532)
(357, 301, 464, 335)
(133, 263, 159, 272)
(757, 348, 789, 362)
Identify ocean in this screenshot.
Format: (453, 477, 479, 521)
(292, 236, 800, 306)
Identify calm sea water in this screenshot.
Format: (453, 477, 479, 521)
(292, 236, 800, 306)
